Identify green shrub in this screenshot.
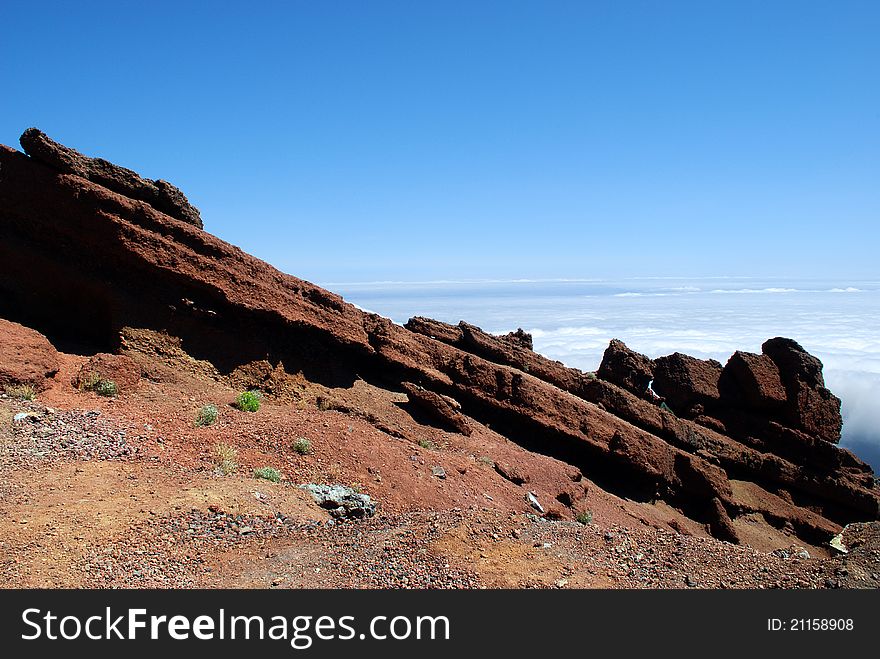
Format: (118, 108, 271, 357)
(418, 438, 436, 450)
(95, 379, 118, 397)
(576, 510, 593, 525)
(236, 390, 262, 412)
(253, 466, 280, 483)
(477, 455, 494, 467)
(213, 442, 238, 475)
(4, 384, 36, 401)
(292, 437, 312, 455)
(196, 404, 219, 427)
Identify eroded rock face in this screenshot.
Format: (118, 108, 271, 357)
(652, 353, 723, 413)
(20, 128, 202, 229)
(596, 339, 654, 396)
(722, 351, 787, 411)
(0, 131, 875, 547)
(0, 319, 59, 392)
(401, 382, 472, 436)
(762, 337, 843, 443)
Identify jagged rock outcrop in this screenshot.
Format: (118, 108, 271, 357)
(503, 328, 533, 351)
(0, 319, 59, 392)
(19, 128, 202, 229)
(761, 337, 843, 443)
(0, 130, 876, 547)
(722, 351, 787, 411)
(653, 353, 723, 413)
(596, 339, 654, 396)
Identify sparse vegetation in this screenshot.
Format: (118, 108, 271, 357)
(477, 455, 494, 467)
(213, 442, 238, 475)
(4, 384, 36, 401)
(418, 438, 436, 450)
(576, 510, 594, 525)
(95, 379, 118, 397)
(76, 371, 101, 391)
(236, 390, 262, 412)
(76, 372, 118, 397)
(196, 404, 219, 427)
(253, 466, 281, 482)
(292, 437, 312, 455)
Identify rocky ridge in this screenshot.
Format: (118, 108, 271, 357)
(0, 129, 877, 552)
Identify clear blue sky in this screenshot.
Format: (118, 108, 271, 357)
(2, 1, 878, 283)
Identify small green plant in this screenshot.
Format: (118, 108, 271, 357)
(95, 379, 118, 397)
(418, 438, 436, 450)
(236, 390, 262, 412)
(477, 455, 494, 467)
(4, 384, 36, 401)
(292, 437, 312, 455)
(213, 442, 238, 475)
(576, 510, 593, 525)
(76, 371, 102, 391)
(253, 466, 281, 483)
(196, 404, 219, 427)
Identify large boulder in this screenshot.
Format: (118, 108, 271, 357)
(723, 350, 787, 411)
(596, 339, 654, 396)
(652, 353, 722, 413)
(20, 128, 202, 229)
(762, 338, 842, 443)
(0, 319, 59, 392)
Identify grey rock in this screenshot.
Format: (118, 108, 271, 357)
(299, 483, 376, 519)
(431, 466, 447, 479)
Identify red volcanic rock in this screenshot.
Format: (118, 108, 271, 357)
(652, 353, 722, 414)
(73, 353, 141, 393)
(724, 351, 787, 411)
(0, 130, 875, 549)
(502, 328, 533, 351)
(596, 339, 654, 396)
(762, 338, 842, 443)
(401, 382, 472, 436)
(0, 318, 59, 391)
(20, 128, 202, 229)
(494, 461, 530, 485)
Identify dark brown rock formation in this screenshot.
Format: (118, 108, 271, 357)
(596, 339, 654, 396)
(0, 130, 875, 547)
(722, 351, 787, 411)
(652, 353, 723, 413)
(0, 319, 59, 392)
(503, 328, 533, 351)
(19, 128, 202, 229)
(762, 337, 843, 443)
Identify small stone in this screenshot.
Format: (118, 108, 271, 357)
(525, 491, 544, 514)
(685, 575, 697, 587)
(431, 466, 446, 479)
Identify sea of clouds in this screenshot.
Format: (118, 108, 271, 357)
(328, 277, 880, 470)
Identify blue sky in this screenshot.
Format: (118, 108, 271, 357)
(1, 1, 878, 282)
